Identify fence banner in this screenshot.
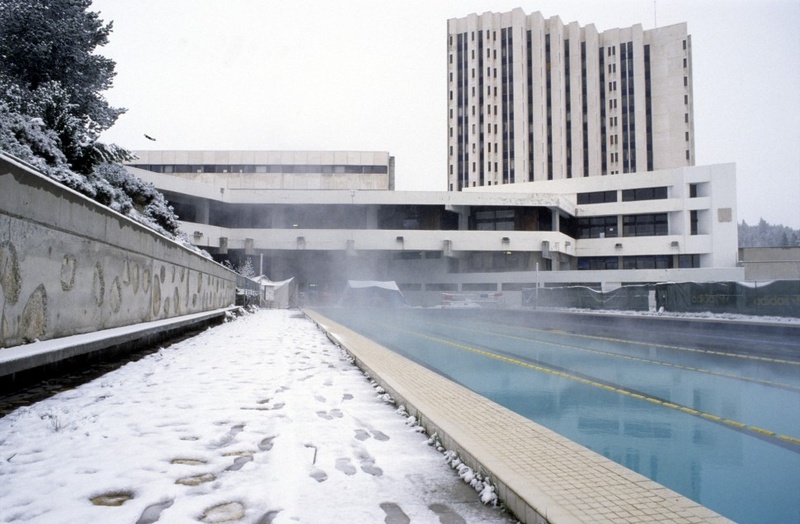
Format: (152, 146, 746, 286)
(524, 281, 800, 318)
(656, 282, 740, 314)
(738, 280, 800, 317)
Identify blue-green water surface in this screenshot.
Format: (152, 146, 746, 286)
(316, 307, 800, 523)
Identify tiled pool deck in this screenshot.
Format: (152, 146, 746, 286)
(305, 309, 732, 524)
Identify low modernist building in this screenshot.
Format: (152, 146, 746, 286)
(129, 150, 395, 191)
(738, 247, 800, 281)
(126, 151, 742, 306)
(121, 12, 741, 307)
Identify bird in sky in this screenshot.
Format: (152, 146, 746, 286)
(144, 134, 157, 141)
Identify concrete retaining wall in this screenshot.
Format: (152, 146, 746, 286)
(0, 153, 237, 349)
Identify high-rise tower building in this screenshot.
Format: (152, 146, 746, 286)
(447, 9, 694, 190)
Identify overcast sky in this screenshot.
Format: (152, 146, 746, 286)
(92, 0, 800, 228)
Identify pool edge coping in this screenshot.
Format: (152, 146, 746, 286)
(304, 307, 733, 524)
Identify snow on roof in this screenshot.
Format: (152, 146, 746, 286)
(346, 280, 401, 291)
(255, 275, 295, 287)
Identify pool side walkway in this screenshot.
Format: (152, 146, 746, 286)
(304, 308, 733, 524)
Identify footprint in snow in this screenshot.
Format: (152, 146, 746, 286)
(317, 409, 343, 420)
(429, 503, 467, 524)
(176, 472, 216, 486)
(380, 502, 410, 524)
(258, 436, 275, 451)
(309, 468, 328, 482)
(257, 510, 281, 524)
(371, 429, 389, 441)
(354, 428, 389, 441)
(136, 499, 173, 524)
(208, 423, 246, 448)
(200, 501, 245, 523)
(225, 454, 253, 472)
(335, 457, 357, 476)
(356, 450, 383, 477)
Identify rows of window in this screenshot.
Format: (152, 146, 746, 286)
(644, 44, 654, 171)
(577, 216, 618, 238)
(131, 164, 388, 175)
(470, 251, 529, 271)
(473, 209, 515, 231)
(177, 194, 672, 241)
(619, 41, 636, 173)
(448, 24, 690, 186)
(577, 254, 699, 270)
(622, 186, 667, 201)
(577, 190, 617, 205)
(578, 186, 667, 205)
(392, 251, 443, 261)
(395, 253, 699, 273)
(501, 26, 514, 183)
(400, 282, 645, 292)
(577, 213, 668, 238)
(623, 213, 668, 236)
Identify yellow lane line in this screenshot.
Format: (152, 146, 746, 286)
(389, 324, 800, 450)
(483, 319, 800, 367)
(407, 317, 800, 393)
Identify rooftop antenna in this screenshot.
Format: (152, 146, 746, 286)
(654, 0, 658, 28)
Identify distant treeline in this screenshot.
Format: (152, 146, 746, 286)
(739, 219, 800, 247)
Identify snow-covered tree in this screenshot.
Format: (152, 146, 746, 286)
(0, 0, 127, 173)
(0, 0, 181, 237)
(739, 219, 800, 247)
(236, 257, 256, 278)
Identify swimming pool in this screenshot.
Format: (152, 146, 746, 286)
(315, 307, 800, 524)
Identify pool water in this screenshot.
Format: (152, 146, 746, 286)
(316, 307, 800, 524)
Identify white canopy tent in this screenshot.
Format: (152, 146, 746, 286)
(338, 280, 407, 307)
(254, 276, 298, 309)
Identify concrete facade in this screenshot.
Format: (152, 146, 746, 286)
(0, 153, 237, 349)
(130, 150, 395, 191)
(739, 247, 800, 280)
(471, 163, 741, 272)
(447, 9, 693, 190)
(127, 158, 742, 306)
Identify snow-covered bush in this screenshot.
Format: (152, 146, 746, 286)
(0, 100, 66, 170)
(236, 257, 256, 278)
(0, 0, 183, 240)
(89, 163, 180, 236)
(0, 0, 124, 175)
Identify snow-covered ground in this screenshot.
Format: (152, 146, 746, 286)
(0, 309, 516, 524)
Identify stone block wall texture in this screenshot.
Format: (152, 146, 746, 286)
(0, 154, 236, 349)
